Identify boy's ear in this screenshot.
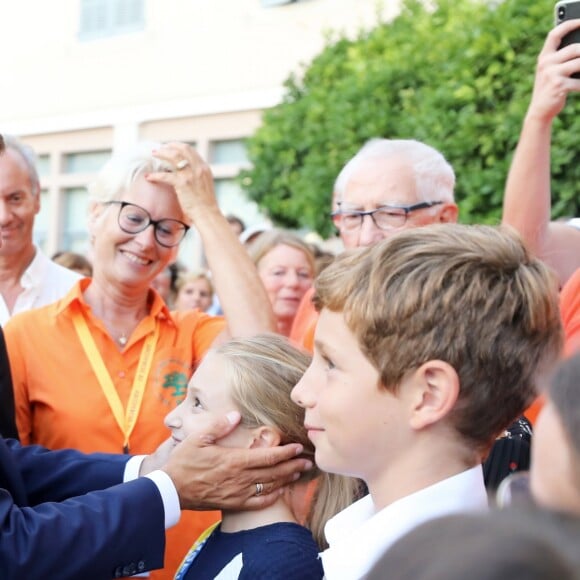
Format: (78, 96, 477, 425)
(248, 426, 281, 449)
(408, 360, 460, 430)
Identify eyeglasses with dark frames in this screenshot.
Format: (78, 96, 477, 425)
(105, 201, 190, 248)
(331, 201, 444, 231)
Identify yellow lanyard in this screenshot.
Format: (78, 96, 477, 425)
(174, 521, 221, 580)
(72, 308, 160, 454)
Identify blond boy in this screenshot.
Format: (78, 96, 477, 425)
(291, 224, 563, 579)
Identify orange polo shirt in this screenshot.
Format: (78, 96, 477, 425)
(6, 278, 224, 580)
(524, 268, 580, 425)
(289, 287, 317, 352)
(561, 267, 580, 357)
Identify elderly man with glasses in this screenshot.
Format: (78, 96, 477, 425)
(290, 138, 458, 348)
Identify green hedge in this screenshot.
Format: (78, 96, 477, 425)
(241, 0, 580, 237)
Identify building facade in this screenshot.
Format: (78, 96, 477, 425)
(1, 0, 397, 267)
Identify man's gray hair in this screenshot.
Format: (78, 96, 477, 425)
(334, 138, 456, 204)
(2, 135, 41, 195)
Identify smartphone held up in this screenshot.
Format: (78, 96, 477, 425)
(556, 0, 580, 47)
(555, 1, 580, 78)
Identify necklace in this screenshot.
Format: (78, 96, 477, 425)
(118, 332, 128, 346)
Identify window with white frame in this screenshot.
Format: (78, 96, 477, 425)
(34, 189, 50, 253)
(63, 150, 111, 173)
(210, 139, 249, 165)
(214, 179, 266, 227)
(79, 0, 145, 40)
(36, 155, 51, 178)
(62, 187, 90, 254)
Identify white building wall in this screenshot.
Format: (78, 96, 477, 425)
(0, 0, 400, 267)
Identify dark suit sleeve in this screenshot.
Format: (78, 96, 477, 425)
(0, 476, 166, 579)
(6, 438, 131, 504)
(1, 440, 166, 578)
(0, 327, 18, 440)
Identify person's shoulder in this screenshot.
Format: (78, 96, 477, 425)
(239, 523, 322, 580)
(4, 301, 54, 331)
(171, 309, 226, 332)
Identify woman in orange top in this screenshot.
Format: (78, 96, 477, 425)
(6, 142, 275, 580)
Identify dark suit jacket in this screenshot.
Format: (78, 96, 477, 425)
(0, 327, 18, 439)
(0, 330, 166, 579)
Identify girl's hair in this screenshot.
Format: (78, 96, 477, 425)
(214, 333, 359, 549)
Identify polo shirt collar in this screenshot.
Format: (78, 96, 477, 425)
(321, 465, 488, 579)
(56, 278, 174, 324)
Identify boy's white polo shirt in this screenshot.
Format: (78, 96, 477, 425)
(321, 465, 488, 580)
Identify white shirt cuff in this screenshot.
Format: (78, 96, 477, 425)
(123, 455, 146, 482)
(123, 455, 181, 529)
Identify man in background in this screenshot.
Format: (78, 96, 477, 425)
(0, 136, 80, 438)
(0, 136, 81, 325)
(290, 138, 458, 349)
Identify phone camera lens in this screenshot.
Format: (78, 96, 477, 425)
(558, 6, 566, 19)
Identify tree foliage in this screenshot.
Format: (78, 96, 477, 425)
(241, 0, 580, 237)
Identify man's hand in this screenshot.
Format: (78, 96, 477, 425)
(155, 411, 312, 511)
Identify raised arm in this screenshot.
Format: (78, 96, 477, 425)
(148, 143, 276, 337)
(503, 20, 580, 286)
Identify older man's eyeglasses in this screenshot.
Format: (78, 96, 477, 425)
(106, 201, 190, 248)
(331, 201, 444, 232)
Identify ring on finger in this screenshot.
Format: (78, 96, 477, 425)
(255, 482, 264, 496)
(176, 159, 189, 170)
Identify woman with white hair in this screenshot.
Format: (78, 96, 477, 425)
(5, 141, 275, 579)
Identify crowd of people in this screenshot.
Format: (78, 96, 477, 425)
(0, 16, 580, 580)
